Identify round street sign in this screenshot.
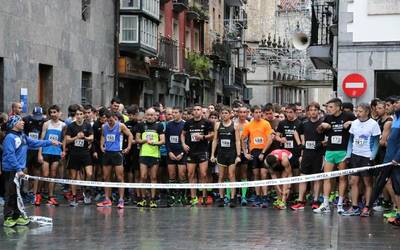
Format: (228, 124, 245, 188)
(342, 73, 367, 98)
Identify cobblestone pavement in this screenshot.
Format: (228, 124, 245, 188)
(0, 205, 399, 249)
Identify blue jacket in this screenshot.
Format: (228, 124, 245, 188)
(384, 111, 400, 163)
(2, 130, 52, 172)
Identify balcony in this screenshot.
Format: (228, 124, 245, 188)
(225, 0, 244, 7)
(308, 1, 336, 69)
(211, 42, 231, 66)
(118, 56, 150, 80)
(173, 0, 188, 12)
(150, 36, 178, 70)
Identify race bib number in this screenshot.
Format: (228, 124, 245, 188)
(28, 132, 39, 140)
(254, 137, 264, 145)
(354, 138, 366, 146)
(305, 141, 316, 150)
(74, 139, 85, 147)
(284, 140, 294, 149)
(221, 139, 231, 148)
(106, 134, 115, 142)
(191, 133, 200, 142)
(331, 136, 342, 144)
(48, 134, 58, 141)
(145, 134, 153, 141)
(169, 136, 179, 144)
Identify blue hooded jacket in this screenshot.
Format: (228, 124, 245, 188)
(384, 111, 400, 163)
(2, 130, 52, 172)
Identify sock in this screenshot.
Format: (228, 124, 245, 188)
(323, 196, 329, 207)
(338, 196, 344, 206)
(225, 180, 231, 199)
(241, 179, 248, 198)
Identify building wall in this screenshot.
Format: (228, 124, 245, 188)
(0, 0, 115, 114)
(338, 0, 400, 104)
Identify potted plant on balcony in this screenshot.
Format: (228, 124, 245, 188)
(186, 52, 212, 80)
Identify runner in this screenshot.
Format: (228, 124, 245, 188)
(235, 106, 249, 206)
(65, 107, 94, 207)
(313, 98, 356, 214)
(211, 106, 241, 208)
(241, 105, 274, 208)
(136, 108, 165, 208)
(181, 104, 214, 206)
(291, 102, 325, 210)
(96, 110, 133, 209)
(265, 149, 293, 209)
(165, 107, 187, 206)
(2, 115, 60, 227)
(343, 103, 380, 217)
(37, 105, 66, 206)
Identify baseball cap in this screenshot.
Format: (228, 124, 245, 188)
(32, 106, 44, 121)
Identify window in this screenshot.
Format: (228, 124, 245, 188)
(140, 18, 157, 49)
(194, 31, 199, 52)
(81, 72, 92, 105)
(142, 0, 160, 19)
(376, 70, 400, 99)
(120, 0, 139, 9)
(38, 64, 53, 108)
(82, 0, 90, 21)
(120, 15, 139, 43)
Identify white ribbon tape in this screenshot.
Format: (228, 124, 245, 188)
(21, 162, 392, 189)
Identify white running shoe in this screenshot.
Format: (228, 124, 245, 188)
(337, 204, 344, 214)
(313, 204, 331, 214)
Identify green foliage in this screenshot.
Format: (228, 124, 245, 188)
(186, 52, 212, 79)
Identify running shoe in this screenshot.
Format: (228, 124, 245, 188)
(272, 198, 282, 207)
(261, 197, 269, 208)
(311, 201, 320, 210)
(388, 217, 400, 226)
(117, 199, 125, 209)
(337, 204, 345, 214)
(342, 207, 361, 216)
(168, 195, 176, 207)
(384, 210, 397, 219)
(207, 196, 213, 205)
(252, 196, 262, 207)
(382, 200, 393, 211)
(290, 201, 306, 210)
(241, 197, 248, 206)
(313, 204, 331, 214)
(34, 194, 42, 206)
(83, 193, 92, 205)
(360, 207, 372, 217)
(190, 197, 199, 206)
(217, 198, 225, 207)
(201, 197, 207, 206)
(47, 197, 59, 206)
(150, 200, 158, 208)
(229, 198, 237, 208)
(15, 216, 30, 226)
(275, 200, 287, 210)
(69, 198, 78, 207)
(96, 199, 112, 207)
(137, 199, 147, 207)
(3, 218, 17, 228)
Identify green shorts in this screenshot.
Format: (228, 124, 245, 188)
(324, 151, 347, 165)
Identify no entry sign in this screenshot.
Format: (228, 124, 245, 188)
(342, 73, 367, 98)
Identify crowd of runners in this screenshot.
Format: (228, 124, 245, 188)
(2, 96, 400, 227)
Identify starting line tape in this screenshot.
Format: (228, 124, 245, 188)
(20, 162, 392, 189)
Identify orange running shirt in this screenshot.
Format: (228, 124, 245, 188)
(242, 119, 273, 151)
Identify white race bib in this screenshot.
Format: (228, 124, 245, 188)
(354, 138, 366, 146)
(74, 139, 85, 147)
(169, 136, 179, 144)
(221, 139, 231, 148)
(28, 132, 39, 140)
(106, 134, 115, 142)
(331, 135, 342, 144)
(190, 133, 200, 142)
(284, 140, 294, 149)
(48, 134, 58, 141)
(305, 141, 316, 150)
(254, 137, 264, 145)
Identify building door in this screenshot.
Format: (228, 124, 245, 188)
(376, 70, 400, 99)
(38, 64, 53, 109)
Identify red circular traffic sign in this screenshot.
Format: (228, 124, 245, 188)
(342, 73, 367, 98)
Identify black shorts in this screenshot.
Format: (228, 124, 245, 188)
(167, 153, 187, 165)
(159, 155, 167, 168)
(139, 156, 160, 167)
(67, 153, 92, 170)
(350, 154, 373, 177)
(92, 151, 104, 165)
(103, 152, 123, 166)
(249, 149, 266, 169)
(27, 150, 41, 169)
(240, 153, 249, 165)
(217, 152, 236, 167)
(300, 152, 323, 175)
(43, 154, 61, 165)
(187, 152, 208, 164)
